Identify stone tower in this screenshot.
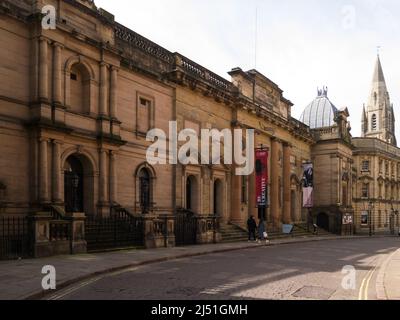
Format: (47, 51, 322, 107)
(361, 55, 397, 146)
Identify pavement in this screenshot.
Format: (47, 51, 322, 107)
(380, 247, 400, 299)
(0, 234, 398, 300)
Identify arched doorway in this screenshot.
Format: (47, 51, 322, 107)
(186, 175, 198, 213)
(138, 168, 151, 214)
(213, 179, 223, 216)
(317, 212, 330, 231)
(64, 155, 84, 213)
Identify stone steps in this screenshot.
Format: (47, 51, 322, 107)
(220, 222, 335, 243)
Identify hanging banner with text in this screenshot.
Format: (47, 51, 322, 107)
(302, 163, 314, 208)
(255, 149, 269, 207)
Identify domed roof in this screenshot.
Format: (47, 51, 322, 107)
(300, 88, 338, 129)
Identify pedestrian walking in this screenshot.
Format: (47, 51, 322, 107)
(247, 216, 257, 242)
(258, 219, 265, 242)
(258, 219, 269, 244)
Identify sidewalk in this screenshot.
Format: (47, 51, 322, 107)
(382, 248, 400, 300)
(0, 235, 365, 300)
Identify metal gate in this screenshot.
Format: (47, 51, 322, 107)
(174, 210, 197, 246)
(0, 216, 32, 260)
(85, 211, 144, 252)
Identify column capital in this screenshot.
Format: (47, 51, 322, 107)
(53, 42, 64, 49)
(271, 137, 282, 144)
(39, 137, 50, 143)
(110, 65, 120, 72)
(100, 61, 109, 68)
(52, 139, 64, 145)
(109, 150, 118, 157)
(282, 141, 293, 148)
(39, 36, 51, 45)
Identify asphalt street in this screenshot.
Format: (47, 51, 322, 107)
(47, 237, 399, 300)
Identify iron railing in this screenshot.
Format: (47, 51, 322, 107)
(0, 216, 32, 260)
(85, 207, 144, 252)
(174, 210, 197, 246)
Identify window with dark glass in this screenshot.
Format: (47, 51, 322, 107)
(139, 168, 151, 213)
(361, 160, 370, 172)
(362, 183, 369, 198)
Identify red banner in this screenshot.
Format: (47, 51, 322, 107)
(255, 149, 269, 207)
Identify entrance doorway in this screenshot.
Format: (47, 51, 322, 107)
(186, 175, 198, 213)
(317, 212, 330, 231)
(64, 155, 84, 213)
(213, 179, 223, 216)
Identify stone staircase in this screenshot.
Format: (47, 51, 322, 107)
(220, 223, 249, 243)
(220, 222, 333, 243)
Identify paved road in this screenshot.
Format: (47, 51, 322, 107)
(47, 238, 399, 300)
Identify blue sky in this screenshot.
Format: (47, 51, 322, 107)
(95, 0, 400, 138)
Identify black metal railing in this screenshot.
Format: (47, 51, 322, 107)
(174, 210, 197, 246)
(0, 216, 32, 260)
(85, 208, 144, 252)
(50, 221, 71, 242)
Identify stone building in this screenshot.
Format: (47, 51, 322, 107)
(0, 0, 315, 257)
(300, 89, 354, 234)
(353, 55, 400, 235)
(300, 56, 400, 235)
(0, 0, 398, 258)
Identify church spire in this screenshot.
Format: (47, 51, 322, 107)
(363, 54, 397, 146)
(361, 104, 367, 136)
(372, 55, 387, 89)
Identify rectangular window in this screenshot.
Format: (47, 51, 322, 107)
(361, 211, 369, 226)
(136, 94, 154, 134)
(70, 73, 77, 81)
(361, 184, 369, 198)
(361, 160, 370, 172)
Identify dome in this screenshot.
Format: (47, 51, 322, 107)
(300, 88, 338, 129)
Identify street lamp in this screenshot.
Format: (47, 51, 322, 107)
(368, 201, 374, 237)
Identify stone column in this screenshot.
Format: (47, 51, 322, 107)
(52, 140, 62, 203)
(109, 151, 117, 205)
(39, 37, 49, 101)
(110, 66, 118, 119)
(99, 62, 108, 116)
(270, 138, 280, 227)
(99, 149, 108, 204)
(53, 43, 63, 105)
(39, 138, 50, 203)
(283, 142, 292, 224)
(230, 170, 242, 224)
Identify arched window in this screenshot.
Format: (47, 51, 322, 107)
(139, 168, 151, 214)
(371, 114, 377, 131)
(69, 63, 91, 114)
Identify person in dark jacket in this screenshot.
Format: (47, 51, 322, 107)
(247, 216, 257, 242)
